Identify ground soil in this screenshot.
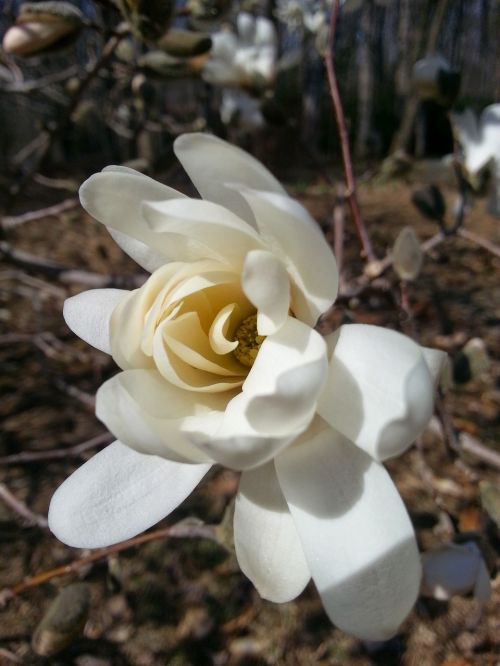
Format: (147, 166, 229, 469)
(0, 168, 499, 665)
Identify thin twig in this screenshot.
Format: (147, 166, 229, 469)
(323, 0, 375, 262)
(414, 438, 455, 536)
(1, 65, 79, 93)
(458, 433, 500, 471)
(435, 392, 500, 470)
(338, 231, 445, 299)
(0, 648, 23, 664)
(53, 379, 96, 410)
(0, 520, 219, 605)
(0, 270, 65, 298)
(0, 241, 145, 288)
(0, 433, 112, 466)
(0, 484, 48, 529)
(458, 228, 500, 260)
(332, 184, 345, 277)
(1, 198, 79, 230)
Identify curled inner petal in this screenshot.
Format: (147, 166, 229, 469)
(111, 258, 257, 393)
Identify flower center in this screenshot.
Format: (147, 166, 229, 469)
(233, 314, 265, 368)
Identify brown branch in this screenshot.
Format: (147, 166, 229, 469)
(323, 0, 375, 262)
(1, 198, 79, 230)
(0, 520, 219, 606)
(0, 433, 112, 466)
(0, 484, 48, 529)
(332, 184, 345, 277)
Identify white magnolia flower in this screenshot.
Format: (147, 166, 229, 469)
(49, 133, 446, 641)
(275, 0, 325, 34)
(451, 104, 500, 217)
(202, 12, 277, 89)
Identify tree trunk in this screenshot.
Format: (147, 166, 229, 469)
(355, 0, 374, 159)
(390, 0, 450, 155)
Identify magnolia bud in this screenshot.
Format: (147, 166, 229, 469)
(32, 583, 90, 656)
(3, 2, 84, 57)
(158, 29, 212, 58)
(187, 0, 232, 29)
(138, 50, 191, 78)
(393, 226, 423, 281)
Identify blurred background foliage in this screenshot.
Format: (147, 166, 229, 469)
(0, 0, 499, 191)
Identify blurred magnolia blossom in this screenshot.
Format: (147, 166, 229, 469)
(49, 133, 446, 641)
(2, 1, 84, 57)
(219, 88, 265, 130)
(275, 0, 326, 35)
(451, 104, 500, 217)
(202, 12, 277, 89)
(201, 12, 277, 130)
(421, 542, 491, 604)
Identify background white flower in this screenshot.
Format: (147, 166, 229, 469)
(202, 12, 277, 89)
(49, 133, 445, 641)
(451, 104, 500, 217)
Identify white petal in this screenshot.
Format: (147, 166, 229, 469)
(421, 346, 448, 387)
(234, 462, 310, 602)
(108, 228, 167, 272)
(318, 324, 434, 461)
(242, 250, 290, 335)
(275, 421, 421, 641)
(173, 133, 286, 226)
(48, 441, 211, 548)
(451, 109, 491, 174)
(96, 369, 224, 463)
(197, 317, 328, 469)
(421, 542, 491, 603)
(141, 197, 263, 266)
(63, 288, 128, 354)
(236, 188, 338, 325)
(79, 170, 185, 255)
(209, 303, 239, 354)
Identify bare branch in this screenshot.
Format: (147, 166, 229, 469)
(1, 199, 79, 230)
(1, 65, 79, 93)
(0, 484, 48, 529)
(0, 433, 112, 465)
(323, 0, 376, 262)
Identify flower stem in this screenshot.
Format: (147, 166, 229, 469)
(323, 0, 376, 262)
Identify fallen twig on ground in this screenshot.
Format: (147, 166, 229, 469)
(1, 198, 79, 230)
(0, 433, 112, 466)
(0, 483, 49, 529)
(0, 241, 145, 288)
(0, 520, 220, 606)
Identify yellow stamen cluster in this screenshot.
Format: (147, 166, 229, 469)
(233, 314, 265, 368)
